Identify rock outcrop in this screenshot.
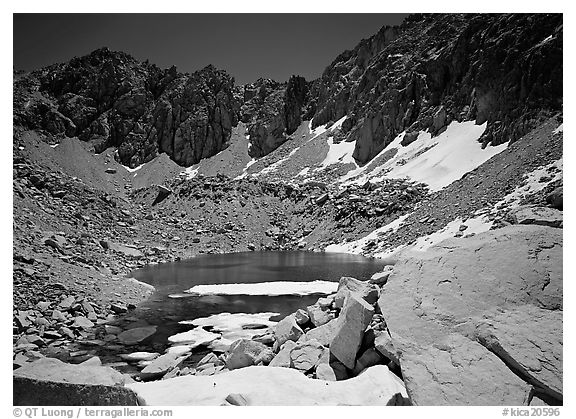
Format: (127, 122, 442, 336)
(378, 225, 562, 405)
(310, 14, 562, 164)
(14, 14, 562, 170)
(13, 358, 138, 405)
(14, 48, 238, 168)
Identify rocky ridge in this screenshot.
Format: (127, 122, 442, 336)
(14, 14, 562, 171)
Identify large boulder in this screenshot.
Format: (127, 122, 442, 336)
(140, 353, 188, 380)
(117, 326, 157, 345)
(13, 358, 138, 405)
(301, 318, 339, 347)
(546, 187, 563, 210)
(374, 330, 400, 366)
(274, 315, 304, 346)
(269, 341, 297, 368)
(474, 305, 563, 401)
(509, 206, 563, 228)
(379, 225, 562, 405)
(306, 303, 334, 327)
(333, 277, 379, 309)
(330, 294, 374, 369)
(289, 339, 326, 372)
(128, 364, 409, 405)
(226, 339, 274, 370)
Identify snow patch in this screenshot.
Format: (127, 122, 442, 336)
(49, 144, 59, 149)
(553, 124, 563, 134)
(296, 167, 310, 177)
(317, 137, 357, 170)
(185, 280, 338, 296)
(341, 121, 507, 192)
(325, 213, 411, 254)
(122, 163, 144, 173)
(411, 216, 493, 252)
(234, 158, 257, 180)
(183, 166, 199, 180)
(329, 115, 348, 131)
(491, 158, 563, 212)
(309, 120, 328, 139)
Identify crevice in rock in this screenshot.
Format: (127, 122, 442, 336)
(476, 337, 562, 405)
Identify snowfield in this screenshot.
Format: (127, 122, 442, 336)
(341, 121, 507, 191)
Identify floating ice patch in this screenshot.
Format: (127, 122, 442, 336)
(166, 345, 196, 356)
(179, 312, 279, 352)
(325, 213, 411, 254)
(317, 136, 357, 170)
(167, 328, 220, 346)
(185, 281, 338, 296)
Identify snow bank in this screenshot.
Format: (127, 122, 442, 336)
(341, 121, 507, 192)
(182, 166, 199, 180)
(381, 121, 505, 191)
(122, 163, 145, 173)
(127, 364, 408, 405)
(185, 280, 338, 296)
(317, 137, 357, 170)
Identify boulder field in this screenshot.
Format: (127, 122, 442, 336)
(14, 223, 562, 406)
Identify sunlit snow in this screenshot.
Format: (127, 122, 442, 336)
(317, 136, 357, 170)
(340, 121, 507, 192)
(185, 280, 338, 296)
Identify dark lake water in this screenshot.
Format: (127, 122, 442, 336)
(90, 251, 386, 368)
(127, 251, 386, 347)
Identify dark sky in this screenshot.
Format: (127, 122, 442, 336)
(13, 14, 409, 84)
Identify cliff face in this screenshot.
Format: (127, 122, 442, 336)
(14, 48, 238, 168)
(241, 76, 312, 158)
(309, 14, 563, 164)
(14, 14, 562, 168)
